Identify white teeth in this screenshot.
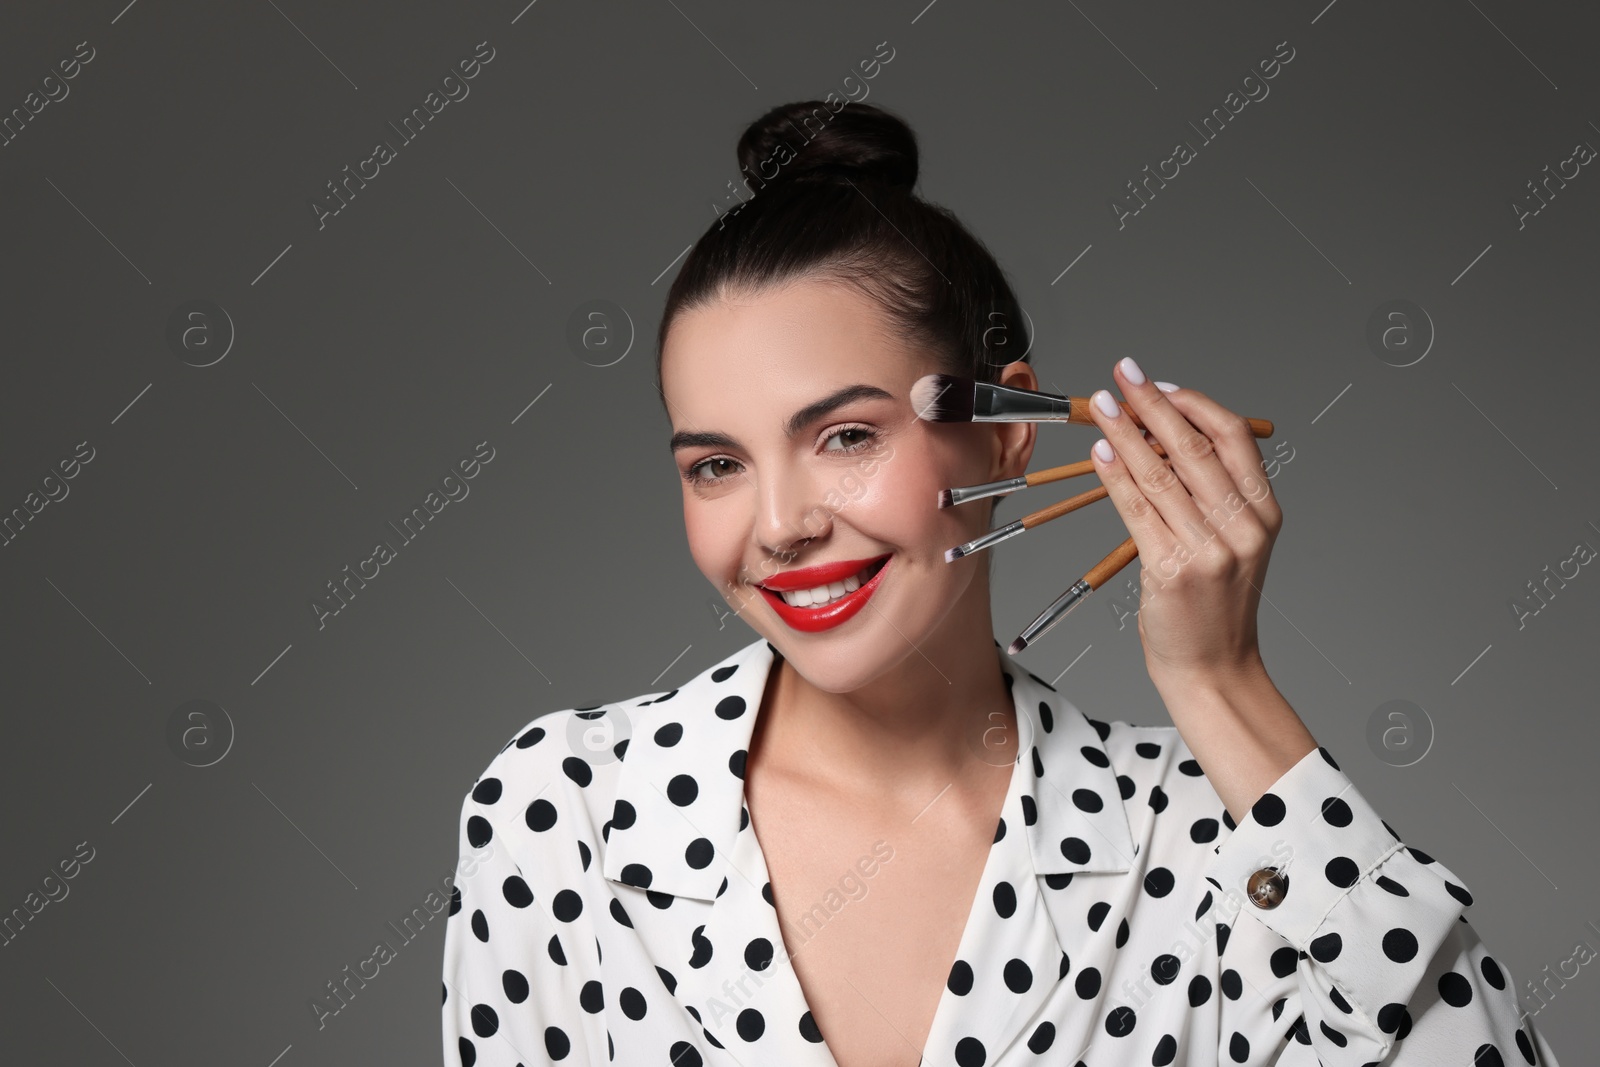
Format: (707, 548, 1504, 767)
(778, 563, 878, 608)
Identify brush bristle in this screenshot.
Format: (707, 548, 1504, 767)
(944, 546, 964, 562)
(1006, 636, 1028, 655)
(937, 489, 954, 509)
(910, 374, 975, 422)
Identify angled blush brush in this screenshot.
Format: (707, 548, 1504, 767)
(911, 374, 1275, 438)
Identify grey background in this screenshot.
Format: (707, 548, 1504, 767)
(2, 0, 1596, 1062)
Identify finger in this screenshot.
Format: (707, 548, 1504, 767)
(1151, 385, 1282, 531)
(1087, 434, 1180, 569)
(1086, 384, 1211, 548)
(1112, 360, 1242, 521)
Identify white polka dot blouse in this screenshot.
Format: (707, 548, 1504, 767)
(441, 638, 1560, 1066)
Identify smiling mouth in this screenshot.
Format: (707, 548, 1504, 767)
(765, 557, 888, 609)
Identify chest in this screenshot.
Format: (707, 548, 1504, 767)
(746, 775, 1009, 1067)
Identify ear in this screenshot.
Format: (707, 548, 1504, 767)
(989, 361, 1038, 480)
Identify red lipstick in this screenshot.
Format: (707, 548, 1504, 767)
(755, 554, 891, 633)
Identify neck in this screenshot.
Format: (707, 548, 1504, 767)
(753, 572, 1019, 800)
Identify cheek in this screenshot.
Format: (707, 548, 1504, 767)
(683, 494, 748, 587)
(848, 439, 989, 546)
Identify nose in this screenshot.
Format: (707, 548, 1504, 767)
(753, 460, 833, 563)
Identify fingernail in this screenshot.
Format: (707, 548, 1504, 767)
(1092, 389, 1121, 418)
(1118, 357, 1146, 385)
(1155, 381, 1179, 393)
(1093, 438, 1115, 463)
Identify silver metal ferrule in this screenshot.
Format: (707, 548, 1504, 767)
(1013, 579, 1093, 648)
(946, 475, 1028, 507)
(972, 381, 1076, 422)
(948, 520, 1026, 560)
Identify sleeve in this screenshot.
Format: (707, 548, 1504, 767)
(1203, 745, 1561, 1067)
(441, 788, 597, 1067)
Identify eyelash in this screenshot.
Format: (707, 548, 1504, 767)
(683, 424, 879, 487)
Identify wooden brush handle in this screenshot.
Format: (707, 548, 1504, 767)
(1066, 396, 1274, 438)
(1023, 441, 1170, 490)
(1020, 484, 1110, 528)
(1085, 536, 1140, 589)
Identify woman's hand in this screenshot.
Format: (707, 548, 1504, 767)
(1084, 358, 1280, 683)
(1083, 357, 1314, 819)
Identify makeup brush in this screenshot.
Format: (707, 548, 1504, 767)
(939, 440, 1170, 508)
(1007, 536, 1139, 655)
(911, 374, 1275, 438)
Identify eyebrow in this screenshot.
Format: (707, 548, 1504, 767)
(668, 383, 895, 452)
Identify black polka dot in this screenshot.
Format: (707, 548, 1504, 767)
(1251, 792, 1286, 826)
(689, 926, 713, 968)
(799, 1011, 823, 1043)
(502, 875, 533, 908)
(1104, 1005, 1137, 1037)
(1229, 1031, 1249, 1062)
(1004, 958, 1033, 993)
(1320, 796, 1353, 826)
(711, 665, 737, 682)
(1329, 985, 1352, 1014)
(744, 938, 773, 971)
(1377, 1002, 1408, 1034)
(993, 881, 1017, 918)
(1310, 932, 1342, 963)
(1075, 967, 1101, 999)
(1061, 837, 1091, 864)
(1475, 1044, 1505, 1067)
(1021, 794, 1037, 825)
(1116, 918, 1129, 948)
(1190, 818, 1218, 843)
(667, 774, 699, 806)
(609, 898, 632, 928)
(1270, 946, 1298, 978)
(1118, 774, 1136, 800)
(470, 1002, 499, 1037)
(619, 986, 646, 1020)
(1080, 745, 1110, 767)
(1216, 923, 1231, 957)
(1087, 901, 1110, 930)
(955, 1036, 986, 1066)
(1221, 969, 1242, 1000)
(467, 815, 493, 848)
(515, 726, 545, 748)
(1073, 788, 1103, 813)
(1319, 1020, 1347, 1047)
(1325, 856, 1360, 888)
(1179, 759, 1204, 776)
(1144, 867, 1175, 897)
(1153, 1033, 1177, 1065)
(1446, 881, 1475, 907)
(1481, 956, 1506, 990)
(1195, 891, 1213, 921)
(472, 778, 502, 804)
(552, 890, 583, 922)
(993, 817, 1006, 844)
(685, 838, 714, 869)
(1136, 741, 1162, 759)
(579, 980, 603, 1013)
(1151, 954, 1180, 985)
(1383, 928, 1419, 963)
(1037, 701, 1054, 732)
(948, 959, 974, 995)
(715, 695, 746, 719)
(736, 1008, 764, 1041)
(471, 909, 488, 942)
(1149, 786, 1169, 813)
(1516, 1029, 1536, 1064)
(561, 756, 592, 787)
(1027, 1021, 1054, 1054)
(544, 1026, 571, 1060)
(728, 749, 747, 778)
(1188, 975, 1212, 1006)
(503, 969, 529, 1003)
(620, 863, 652, 888)
(1376, 875, 1408, 896)
(1439, 971, 1473, 1007)
(547, 934, 567, 965)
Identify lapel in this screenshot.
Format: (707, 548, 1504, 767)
(601, 637, 1136, 1065)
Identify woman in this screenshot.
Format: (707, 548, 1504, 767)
(441, 100, 1558, 1067)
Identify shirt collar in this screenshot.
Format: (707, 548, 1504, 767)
(602, 637, 1136, 901)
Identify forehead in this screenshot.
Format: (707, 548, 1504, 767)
(661, 277, 921, 426)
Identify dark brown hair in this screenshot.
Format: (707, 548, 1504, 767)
(655, 99, 1030, 398)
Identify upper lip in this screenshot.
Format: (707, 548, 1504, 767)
(756, 554, 890, 592)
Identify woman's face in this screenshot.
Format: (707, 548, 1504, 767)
(660, 276, 1036, 693)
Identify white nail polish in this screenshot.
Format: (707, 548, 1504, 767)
(1155, 381, 1179, 393)
(1093, 390, 1121, 417)
(1093, 438, 1114, 463)
(1118, 357, 1146, 385)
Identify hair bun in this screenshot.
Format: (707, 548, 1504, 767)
(736, 100, 918, 192)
